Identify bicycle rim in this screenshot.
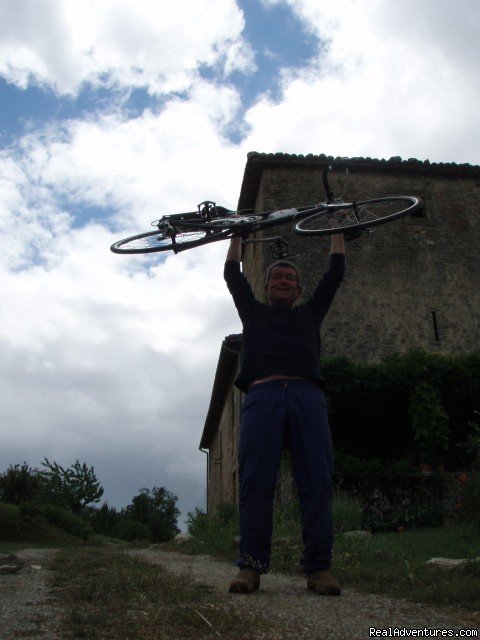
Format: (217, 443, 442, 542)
(110, 228, 227, 254)
(294, 196, 422, 236)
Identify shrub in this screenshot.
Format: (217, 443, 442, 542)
(122, 487, 180, 542)
(186, 507, 210, 537)
(117, 518, 153, 542)
(457, 473, 480, 531)
(85, 502, 123, 538)
(0, 501, 22, 538)
(215, 502, 237, 527)
(185, 503, 239, 556)
(21, 502, 93, 539)
(409, 381, 449, 465)
(334, 452, 448, 531)
(322, 350, 480, 468)
(0, 462, 43, 504)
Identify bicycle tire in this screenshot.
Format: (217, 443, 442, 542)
(294, 196, 422, 236)
(110, 227, 229, 254)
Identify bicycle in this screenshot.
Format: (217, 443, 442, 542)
(110, 165, 423, 257)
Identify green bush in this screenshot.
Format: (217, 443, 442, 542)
(0, 501, 22, 538)
(117, 518, 153, 542)
(85, 502, 123, 538)
(186, 507, 210, 537)
(21, 502, 93, 539)
(122, 486, 180, 542)
(215, 502, 238, 527)
(334, 452, 448, 531)
(322, 350, 480, 468)
(0, 462, 43, 504)
(457, 472, 480, 531)
(185, 503, 239, 556)
(409, 381, 449, 465)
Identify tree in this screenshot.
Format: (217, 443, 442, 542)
(85, 502, 122, 538)
(40, 458, 104, 513)
(123, 486, 180, 542)
(0, 462, 42, 504)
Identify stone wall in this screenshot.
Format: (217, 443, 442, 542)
(243, 165, 480, 361)
(206, 384, 243, 514)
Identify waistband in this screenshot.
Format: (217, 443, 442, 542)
(247, 378, 321, 392)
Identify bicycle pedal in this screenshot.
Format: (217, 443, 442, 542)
(270, 239, 289, 258)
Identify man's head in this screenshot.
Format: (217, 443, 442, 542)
(264, 260, 303, 307)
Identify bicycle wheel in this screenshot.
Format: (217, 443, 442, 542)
(110, 227, 229, 254)
(294, 196, 422, 236)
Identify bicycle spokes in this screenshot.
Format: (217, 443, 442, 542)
(325, 207, 361, 230)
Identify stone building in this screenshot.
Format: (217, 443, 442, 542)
(199, 152, 480, 514)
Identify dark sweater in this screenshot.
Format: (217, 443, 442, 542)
(224, 254, 345, 392)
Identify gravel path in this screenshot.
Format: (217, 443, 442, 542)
(131, 548, 480, 640)
(0, 549, 62, 640)
(1, 547, 479, 639)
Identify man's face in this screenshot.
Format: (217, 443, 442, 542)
(265, 266, 302, 307)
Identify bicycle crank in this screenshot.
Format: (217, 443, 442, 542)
(270, 238, 290, 258)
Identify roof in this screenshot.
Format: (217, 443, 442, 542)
(199, 334, 242, 450)
(237, 151, 480, 210)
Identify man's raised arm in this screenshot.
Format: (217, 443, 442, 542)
(330, 232, 345, 255)
(227, 227, 344, 262)
(226, 236, 242, 262)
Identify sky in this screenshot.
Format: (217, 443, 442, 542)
(1, 0, 479, 529)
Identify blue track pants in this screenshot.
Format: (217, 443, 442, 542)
(237, 379, 334, 575)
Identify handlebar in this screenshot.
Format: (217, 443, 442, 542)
(322, 165, 335, 203)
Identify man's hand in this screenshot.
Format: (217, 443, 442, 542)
(329, 209, 346, 255)
(329, 209, 349, 228)
(226, 236, 242, 262)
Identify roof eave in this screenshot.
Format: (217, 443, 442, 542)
(237, 151, 480, 211)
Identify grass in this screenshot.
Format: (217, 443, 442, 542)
(0, 501, 88, 552)
(170, 496, 480, 612)
(0, 500, 138, 553)
(49, 547, 266, 640)
(3, 494, 480, 630)
(333, 523, 480, 610)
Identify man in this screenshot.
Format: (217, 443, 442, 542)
(224, 227, 345, 595)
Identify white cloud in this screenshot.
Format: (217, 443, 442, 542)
(0, 83, 245, 515)
(243, 0, 480, 164)
(0, 216, 240, 513)
(0, 0, 255, 95)
(1, 78, 245, 273)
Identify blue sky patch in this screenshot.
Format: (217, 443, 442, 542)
(0, 2, 320, 148)
(235, 0, 319, 105)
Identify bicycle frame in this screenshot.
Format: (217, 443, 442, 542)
(110, 165, 422, 255)
(151, 167, 339, 230)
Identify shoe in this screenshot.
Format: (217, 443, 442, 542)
(307, 570, 341, 596)
(228, 567, 260, 593)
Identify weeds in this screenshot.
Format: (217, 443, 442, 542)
(50, 547, 263, 639)
(333, 523, 480, 609)
(178, 501, 480, 612)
